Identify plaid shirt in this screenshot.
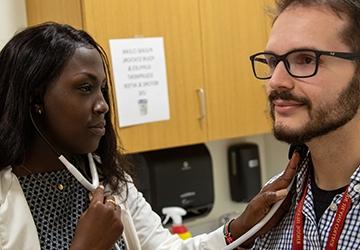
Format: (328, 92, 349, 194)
(252, 152, 360, 249)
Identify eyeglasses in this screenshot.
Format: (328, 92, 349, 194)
(249, 49, 360, 80)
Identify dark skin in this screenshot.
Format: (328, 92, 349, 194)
(71, 186, 123, 250)
(12, 46, 299, 249)
(231, 151, 300, 247)
(13, 47, 123, 249)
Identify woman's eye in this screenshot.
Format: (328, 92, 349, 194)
(101, 84, 108, 93)
(79, 84, 92, 93)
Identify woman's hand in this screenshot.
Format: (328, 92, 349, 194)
(230, 151, 300, 247)
(70, 186, 123, 250)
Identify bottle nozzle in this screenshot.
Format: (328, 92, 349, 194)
(162, 206, 187, 225)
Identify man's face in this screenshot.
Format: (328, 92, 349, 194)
(265, 5, 359, 144)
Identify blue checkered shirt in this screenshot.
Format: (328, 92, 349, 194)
(252, 152, 360, 249)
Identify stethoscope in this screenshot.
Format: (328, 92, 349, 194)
(222, 146, 305, 250)
(29, 108, 100, 191)
(222, 176, 295, 250)
(30, 109, 121, 250)
(58, 153, 98, 192)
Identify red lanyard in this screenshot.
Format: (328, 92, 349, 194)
(292, 182, 352, 250)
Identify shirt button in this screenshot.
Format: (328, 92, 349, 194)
(329, 202, 337, 211)
(354, 184, 360, 193)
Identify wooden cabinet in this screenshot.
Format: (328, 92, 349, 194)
(26, 0, 271, 153)
(199, 0, 271, 141)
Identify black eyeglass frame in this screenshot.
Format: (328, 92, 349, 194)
(249, 49, 360, 80)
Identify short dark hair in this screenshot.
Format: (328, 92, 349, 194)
(0, 22, 132, 191)
(274, 0, 360, 71)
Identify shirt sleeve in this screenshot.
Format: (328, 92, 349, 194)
(125, 181, 226, 250)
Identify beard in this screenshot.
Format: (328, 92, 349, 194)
(269, 75, 360, 144)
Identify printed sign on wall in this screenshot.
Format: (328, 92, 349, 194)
(109, 37, 170, 127)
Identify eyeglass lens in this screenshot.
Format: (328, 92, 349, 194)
(253, 50, 318, 79)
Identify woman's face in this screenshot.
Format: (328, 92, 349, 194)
(42, 47, 109, 154)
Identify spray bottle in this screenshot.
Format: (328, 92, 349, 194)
(162, 207, 192, 240)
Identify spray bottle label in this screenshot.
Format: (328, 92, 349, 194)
(162, 206, 192, 240)
(171, 225, 192, 240)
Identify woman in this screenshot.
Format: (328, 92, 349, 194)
(0, 22, 299, 250)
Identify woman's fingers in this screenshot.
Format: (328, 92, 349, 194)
(262, 152, 300, 192)
(279, 151, 300, 183)
(229, 151, 302, 248)
(90, 185, 105, 204)
(71, 187, 123, 250)
(105, 198, 117, 208)
(104, 196, 118, 210)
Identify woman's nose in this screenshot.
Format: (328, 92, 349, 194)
(93, 95, 109, 115)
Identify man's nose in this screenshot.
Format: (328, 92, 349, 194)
(267, 61, 295, 91)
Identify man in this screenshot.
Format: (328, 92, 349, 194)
(249, 0, 360, 249)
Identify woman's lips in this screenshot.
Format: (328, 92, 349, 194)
(88, 121, 106, 136)
(89, 127, 105, 136)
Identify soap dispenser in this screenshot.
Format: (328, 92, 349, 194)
(162, 206, 192, 240)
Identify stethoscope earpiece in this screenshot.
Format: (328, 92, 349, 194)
(29, 107, 99, 191)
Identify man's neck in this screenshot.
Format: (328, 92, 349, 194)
(307, 116, 360, 190)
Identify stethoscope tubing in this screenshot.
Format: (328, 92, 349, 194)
(30, 108, 120, 249)
(59, 153, 120, 250)
(58, 153, 99, 192)
(222, 176, 295, 250)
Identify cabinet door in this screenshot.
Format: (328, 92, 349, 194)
(26, 0, 83, 29)
(82, 0, 207, 153)
(199, 0, 271, 141)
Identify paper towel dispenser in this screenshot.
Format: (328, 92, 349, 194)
(228, 143, 262, 202)
(130, 144, 214, 221)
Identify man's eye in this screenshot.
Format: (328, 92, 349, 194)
(294, 54, 316, 65)
(267, 56, 278, 69)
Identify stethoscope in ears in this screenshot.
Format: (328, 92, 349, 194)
(30, 109, 122, 250)
(29, 107, 99, 191)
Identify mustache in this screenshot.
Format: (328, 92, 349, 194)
(268, 90, 310, 106)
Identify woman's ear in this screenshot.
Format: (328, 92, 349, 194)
(34, 103, 43, 115)
(30, 95, 44, 115)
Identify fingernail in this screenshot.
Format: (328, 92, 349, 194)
(275, 189, 288, 198)
(99, 184, 105, 190)
(88, 193, 93, 200)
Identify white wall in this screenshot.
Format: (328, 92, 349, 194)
(1, 0, 290, 235)
(187, 133, 288, 234)
(0, 0, 27, 49)
(263, 133, 290, 178)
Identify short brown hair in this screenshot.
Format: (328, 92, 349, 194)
(274, 0, 360, 70)
(272, 0, 360, 76)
